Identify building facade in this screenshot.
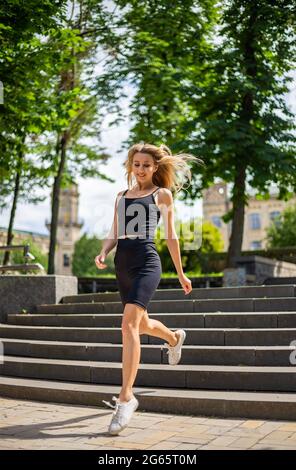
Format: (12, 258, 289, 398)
(46, 183, 83, 275)
(0, 228, 49, 254)
(202, 182, 296, 251)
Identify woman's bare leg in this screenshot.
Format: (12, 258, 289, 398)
(119, 305, 180, 403)
(119, 303, 146, 403)
(139, 310, 179, 345)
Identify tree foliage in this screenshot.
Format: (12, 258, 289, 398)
(266, 204, 296, 248)
(72, 233, 116, 276)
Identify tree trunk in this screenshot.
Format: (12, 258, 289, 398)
(3, 151, 23, 265)
(225, 6, 257, 268)
(226, 164, 246, 268)
(47, 47, 75, 274)
(47, 132, 68, 274)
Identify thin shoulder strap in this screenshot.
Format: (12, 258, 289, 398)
(123, 189, 128, 196)
(152, 186, 161, 196)
(152, 187, 161, 208)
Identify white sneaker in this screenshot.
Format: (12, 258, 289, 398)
(162, 329, 186, 365)
(102, 395, 139, 435)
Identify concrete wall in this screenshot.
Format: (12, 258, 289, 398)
(223, 256, 296, 286)
(0, 275, 77, 322)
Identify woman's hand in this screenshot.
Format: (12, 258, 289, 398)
(94, 251, 107, 269)
(179, 273, 192, 295)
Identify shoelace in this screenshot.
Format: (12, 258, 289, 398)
(102, 396, 119, 410)
(102, 396, 124, 422)
(161, 343, 178, 360)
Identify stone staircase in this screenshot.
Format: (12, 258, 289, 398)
(0, 285, 296, 420)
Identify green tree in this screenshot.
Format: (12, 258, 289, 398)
(201, 220, 224, 253)
(46, 0, 118, 274)
(0, 1, 67, 263)
(188, 0, 296, 267)
(72, 233, 116, 277)
(155, 217, 224, 273)
(266, 205, 296, 248)
(0, 1, 118, 272)
(0, 50, 58, 264)
(96, 0, 217, 153)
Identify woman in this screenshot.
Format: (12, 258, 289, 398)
(95, 143, 202, 435)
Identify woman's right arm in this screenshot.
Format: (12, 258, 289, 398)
(95, 191, 123, 269)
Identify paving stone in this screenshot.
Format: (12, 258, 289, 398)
(141, 413, 175, 419)
(278, 423, 296, 432)
(125, 419, 163, 428)
(114, 429, 177, 446)
(95, 446, 131, 450)
(147, 441, 180, 450)
(205, 435, 240, 447)
(199, 445, 230, 450)
(202, 418, 244, 428)
(228, 437, 261, 448)
(179, 427, 216, 439)
(149, 423, 187, 433)
(174, 443, 200, 450)
(168, 434, 213, 445)
(225, 427, 265, 438)
(259, 430, 294, 442)
(240, 420, 266, 429)
(170, 416, 208, 425)
(251, 443, 296, 450)
(256, 422, 286, 435)
(105, 440, 150, 450)
(1, 397, 296, 450)
(73, 436, 115, 446)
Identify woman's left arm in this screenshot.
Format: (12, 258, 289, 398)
(158, 188, 192, 295)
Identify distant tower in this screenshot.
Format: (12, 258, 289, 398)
(46, 183, 83, 275)
(202, 182, 231, 250)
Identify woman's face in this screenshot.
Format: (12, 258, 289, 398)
(132, 152, 158, 184)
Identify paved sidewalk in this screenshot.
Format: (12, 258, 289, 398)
(0, 397, 296, 450)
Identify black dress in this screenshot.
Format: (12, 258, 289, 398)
(114, 187, 162, 311)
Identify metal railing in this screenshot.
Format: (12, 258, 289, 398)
(0, 244, 45, 274)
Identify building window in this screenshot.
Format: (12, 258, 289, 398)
(250, 241, 262, 250)
(63, 254, 70, 267)
(249, 213, 261, 230)
(211, 216, 222, 228)
(270, 211, 281, 226)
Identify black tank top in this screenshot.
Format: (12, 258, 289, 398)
(117, 187, 161, 240)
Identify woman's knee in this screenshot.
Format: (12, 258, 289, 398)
(121, 303, 146, 334)
(121, 320, 139, 336)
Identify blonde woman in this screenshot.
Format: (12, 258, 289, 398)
(95, 143, 202, 435)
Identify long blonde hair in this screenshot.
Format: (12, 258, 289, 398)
(124, 143, 204, 196)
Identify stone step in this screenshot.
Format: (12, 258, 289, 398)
(1, 338, 294, 366)
(36, 297, 296, 314)
(62, 285, 296, 303)
(1, 356, 296, 392)
(3, 284, 296, 422)
(7, 312, 296, 329)
(1, 324, 296, 345)
(1, 375, 296, 420)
